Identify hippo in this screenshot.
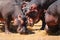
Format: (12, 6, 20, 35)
(45, 0, 60, 34)
(0, 0, 28, 34)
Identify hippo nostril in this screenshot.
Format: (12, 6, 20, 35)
(17, 26, 26, 34)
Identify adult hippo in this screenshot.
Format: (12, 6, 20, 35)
(45, 0, 60, 34)
(0, 0, 27, 34)
(24, 0, 57, 30)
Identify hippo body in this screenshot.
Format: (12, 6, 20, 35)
(45, 0, 60, 34)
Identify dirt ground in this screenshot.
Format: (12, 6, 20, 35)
(0, 21, 60, 40)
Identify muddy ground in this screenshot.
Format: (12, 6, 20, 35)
(0, 21, 60, 40)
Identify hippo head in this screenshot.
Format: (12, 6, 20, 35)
(12, 14, 28, 34)
(24, 4, 44, 26)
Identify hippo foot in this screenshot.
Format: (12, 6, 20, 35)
(5, 30, 11, 34)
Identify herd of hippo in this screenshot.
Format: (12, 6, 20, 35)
(0, 0, 60, 35)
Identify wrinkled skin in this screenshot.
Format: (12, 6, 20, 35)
(0, 0, 27, 34)
(45, 0, 60, 34)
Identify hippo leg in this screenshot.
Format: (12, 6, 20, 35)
(40, 13, 46, 30)
(4, 20, 11, 34)
(4, 15, 12, 34)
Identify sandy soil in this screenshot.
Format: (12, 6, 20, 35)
(0, 21, 60, 40)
